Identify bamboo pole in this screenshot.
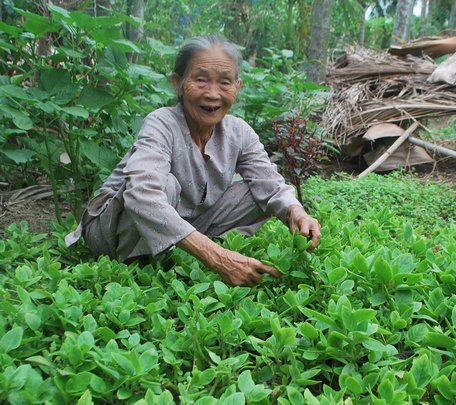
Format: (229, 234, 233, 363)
(408, 137, 456, 159)
(358, 122, 419, 178)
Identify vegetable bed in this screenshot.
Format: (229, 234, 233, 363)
(1, 174, 455, 404)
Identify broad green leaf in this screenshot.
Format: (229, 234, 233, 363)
(345, 376, 363, 395)
(328, 267, 347, 284)
(286, 385, 303, 405)
(16, 9, 58, 36)
(423, 332, 456, 349)
(25, 312, 41, 331)
(1, 105, 33, 130)
(302, 308, 338, 328)
(76, 389, 94, 405)
(406, 324, 428, 343)
(410, 355, 433, 387)
(377, 379, 394, 402)
(0, 22, 22, 37)
(0, 147, 35, 164)
(353, 309, 376, 323)
(112, 353, 135, 375)
(299, 322, 319, 340)
(61, 106, 89, 119)
(112, 39, 142, 53)
(431, 375, 454, 400)
(0, 326, 23, 353)
(0, 84, 33, 100)
(80, 139, 118, 171)
(39, 68, 73, 95)
(353, 252, 369, 275)
(48, 4, 71, 20)
(362, 338, 389, 352)
(373, 256, 393, 284)
(238, 370, 255, 394)
(220, 392, 245, 405)
(139, 349, 158, 373)
(78, 86, 114, 110)
(66, 372, 92, 394)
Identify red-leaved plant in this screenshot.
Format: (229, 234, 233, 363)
(272, 118, 328, 204)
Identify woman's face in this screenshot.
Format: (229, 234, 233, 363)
(174, 47, 242, 133)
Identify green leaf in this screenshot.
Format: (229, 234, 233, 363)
(362, 339, 389, 352)
(0, 147, 35, 164)
(299, 322, 319, 340)
(0, 22, 22, 37)
(66, 372, 92, 394)
(0, 84, 33, 100)
(373, 256, 393, 284)
(302, 308, 338, 328)
(0, 326, 23, 353)
(61, 106, 89, 119)
(220, 392, 245, 405)
(80, 139, 118, 171)
(112, 39, 142, 53)
(423, 332, 456, 349)
(352, 252, 370, 275)
(328, 267, 347, 284)
(377, 379, 394, 402)
(353, 309, 376, 323)
(410, 355, 433, 387)
(286, 385, 304, 405)
(16, 9, 58, 36)
(25, 312, 41, 331)
(78, 86, 114, 110)
(76, 389, 94, 405)
(238, 370, 255, 395)
(112, 353, 135, 375)
(432, 375, 454, 400)
(345, 376, 363, 395)
(1, 105, 33, 130)
(39, 68, 73, 95)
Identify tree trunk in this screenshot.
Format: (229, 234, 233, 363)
(358, 1, 367, 47)
(126, 0, 144, 62)
(286, 0, 296, 49)
(450, 0, 456, 28)
(427, 0, 433, 27)
(296, 0, 312, 59)
(306, 0, 333, 84)
(420, 0, 428, 35)
(127, 0, 145, 42)
(391, 0, 415, 45)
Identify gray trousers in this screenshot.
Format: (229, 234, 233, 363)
(83, 176, 269, 262)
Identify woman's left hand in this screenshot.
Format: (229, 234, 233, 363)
(288, 205, 321, 251)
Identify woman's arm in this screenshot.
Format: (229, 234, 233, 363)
(177, 231, 282, 286)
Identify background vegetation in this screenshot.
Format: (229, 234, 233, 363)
(1, 1, 456, 403)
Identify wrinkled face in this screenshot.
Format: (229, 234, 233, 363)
(174, 47, 242, 132)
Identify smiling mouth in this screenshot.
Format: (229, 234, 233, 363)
(201, 106, 220, 112)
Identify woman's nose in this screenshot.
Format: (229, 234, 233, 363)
(205, 82, 221, 98)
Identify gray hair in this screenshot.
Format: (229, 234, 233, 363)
(173, 35, 243, 87)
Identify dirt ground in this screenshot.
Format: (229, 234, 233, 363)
(0, 156, 455, 239)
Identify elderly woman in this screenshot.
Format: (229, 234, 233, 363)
(67, 35, 321, 287)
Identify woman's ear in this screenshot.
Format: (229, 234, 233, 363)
(236, 78, 243, 92)
(171, 73, 182, 96)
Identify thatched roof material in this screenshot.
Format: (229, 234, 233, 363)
(323, 48, 456, 146)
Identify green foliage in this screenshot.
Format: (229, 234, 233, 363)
(0, 5, 176, 221)
(1, 174, 456, 403)
(303, 172, 456, 231)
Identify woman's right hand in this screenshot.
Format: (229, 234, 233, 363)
(211, 248, 281, 287)
(177, 231, 281, 287)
